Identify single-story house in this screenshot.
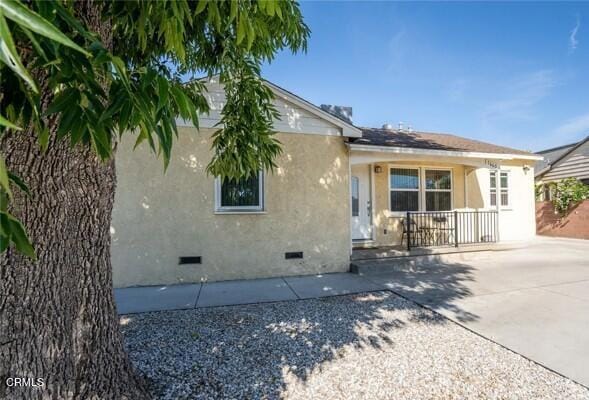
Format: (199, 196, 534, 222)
(111, 78, 541, 287)
(535, 137, 589, 200)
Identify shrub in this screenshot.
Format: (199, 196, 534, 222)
(549, 178, 589, 215)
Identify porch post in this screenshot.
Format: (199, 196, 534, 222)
(454, 210, 459, 247)
(406, 211, 411, 251)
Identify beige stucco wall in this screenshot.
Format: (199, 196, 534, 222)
(367, 160, 535, 246)
(472, 161, 536, 241)
(111, 127, 351, 287)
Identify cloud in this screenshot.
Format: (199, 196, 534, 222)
(482, 70, 556, 123)
(555, 112, 589, 137)
(569, 15, 580, 53)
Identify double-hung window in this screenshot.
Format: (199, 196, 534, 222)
(425, 169, 452, 211)
(215, 171, 264, 212)
(390, 168, 420, 212)
(390, 167, 453, 212)
(490, 170, 509, 208)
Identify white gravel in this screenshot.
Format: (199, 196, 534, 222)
(120, 291, 589, 400)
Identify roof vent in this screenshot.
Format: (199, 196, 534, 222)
(382, 123, 394, 130)
(320, 104, 353, 124)
(398, 121, 404, 131)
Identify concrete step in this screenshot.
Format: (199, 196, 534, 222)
(350, 248, 511, 275)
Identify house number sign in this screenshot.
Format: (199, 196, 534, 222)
(484, 159, 499, 169)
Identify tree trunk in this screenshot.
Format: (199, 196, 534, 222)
(0, 2, 150, 399)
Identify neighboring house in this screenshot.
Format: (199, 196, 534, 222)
(534, 137, 589, 239)
(535, 137, 589, 200)
(111, 78, 541, 287)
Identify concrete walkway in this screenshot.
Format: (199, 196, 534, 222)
(114, 272, 383, 314)
(358, 237, 589, 387)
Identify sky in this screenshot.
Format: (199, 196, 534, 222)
(261, 1, 589, 152)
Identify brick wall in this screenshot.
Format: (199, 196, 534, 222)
(536, 200, 589, 240)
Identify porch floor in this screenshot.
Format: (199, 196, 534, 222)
(351, 242, 519, 261)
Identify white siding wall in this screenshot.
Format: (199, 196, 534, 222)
(181, 81, 344, 136)
(543, 140, 589, 182)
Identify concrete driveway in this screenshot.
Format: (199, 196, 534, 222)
(362, 236, 589, 386)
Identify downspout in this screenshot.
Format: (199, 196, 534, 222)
(347, 143, 353, 256)
(464, 168, 468, 208)
(495, 167, 501, 243)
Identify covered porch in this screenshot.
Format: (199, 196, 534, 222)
(348, 143, 528, 253)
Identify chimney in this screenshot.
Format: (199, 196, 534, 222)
(320, 104, 353, 124)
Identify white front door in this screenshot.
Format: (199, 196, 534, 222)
(351, 165, 372, 240)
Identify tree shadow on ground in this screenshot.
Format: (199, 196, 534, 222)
(120, 260, 479, 399)
(365, 257, 480, 323)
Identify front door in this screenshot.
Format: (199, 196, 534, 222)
(351, 165, 372, 240)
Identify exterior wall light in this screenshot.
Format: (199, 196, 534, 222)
(374, 165, 383, 174)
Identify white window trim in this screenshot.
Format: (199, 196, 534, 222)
(214, 171, 265, 213)
(388, 166, 420, 216)
(490, 169, 511, 210)
(423, 168, 454, 212)
(388, 165, 455, 215)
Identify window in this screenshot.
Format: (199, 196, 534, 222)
(390, 168, 419, 212)
(351, 176, 359, 217)
(490, 171, 509, 207)
(215, 172, 264, 212)
(425, 169, 452, 211)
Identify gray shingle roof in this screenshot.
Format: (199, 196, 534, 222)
(351, 127, 535, 156)
(534, 141, 580, 173)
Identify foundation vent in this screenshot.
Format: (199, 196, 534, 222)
(179, 256, 202, 265)
(285, 252, 303, 259)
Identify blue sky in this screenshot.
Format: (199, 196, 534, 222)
(262, 1, 589, 152)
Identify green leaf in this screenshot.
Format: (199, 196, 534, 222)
(236, 14, 245, 45)
(266, 0, 275, 17)
(0, 114, 22, 130)
(0, 0, 89, 56)
(8, 172, 30, 196)
(37, 127, 49, 150)
(194, 0, 207, 15)
(275, 2, 282, 20)
(0, 233, 8, 252)
(157, 76, 169, 110)
(247, 20, 255, 50)
(45, 88, 79, 115)
(1, 211, 35, 258)
(0, 155, 12, 199)
(0, 10, 38, 92)
(229, 0, 237, 23)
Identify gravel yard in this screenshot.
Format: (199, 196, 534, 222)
(120, 291, 589, 400)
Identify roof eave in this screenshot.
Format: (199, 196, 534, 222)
(348, 143, 543, 161)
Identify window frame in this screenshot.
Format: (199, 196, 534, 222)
(489, 170, 510, 209)
(388, 165, 456, 215)
(423, 168, 453, 212)
(214, 171, 265, 214)
(388, 166, 421, 215)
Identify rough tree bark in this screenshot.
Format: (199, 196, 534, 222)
(0, 2, 150, 399)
